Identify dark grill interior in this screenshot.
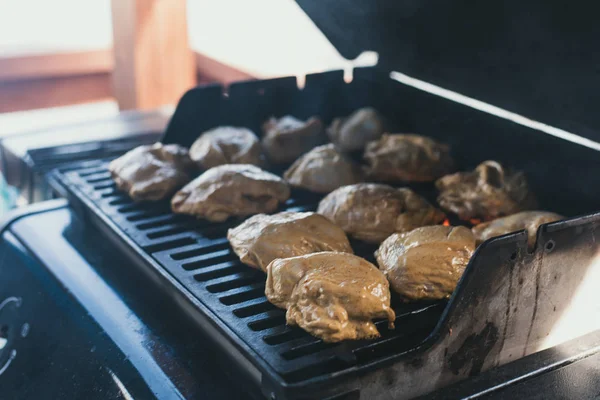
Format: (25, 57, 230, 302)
(55, 159, 446, 383)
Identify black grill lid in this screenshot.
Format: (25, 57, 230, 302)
(295, 0, 600, 142)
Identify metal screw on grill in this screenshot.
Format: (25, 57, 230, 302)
(545, 240, 556, 253)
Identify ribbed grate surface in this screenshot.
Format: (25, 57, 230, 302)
(53, 160, 446, 384)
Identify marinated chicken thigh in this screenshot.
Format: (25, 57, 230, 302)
(189, 126, 265, 169)
(283, 144, 363, 193)
(364, 134, 454, 182)
(436, 160, 537, 222)
(472, 211, 564, 247)
(376, 226, 476, 301)
(227, 212, 353, 271)
(261, 116, 324, 164)
(327, 107, 385, 152)
(265, 252, 396, 342)
(171, 164, 290, 222)
(109, 143, 194, 201)
(317, 184, 446, 244)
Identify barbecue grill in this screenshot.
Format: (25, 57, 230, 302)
(43, 65, 600, 399)
(3, 3, 600, 399)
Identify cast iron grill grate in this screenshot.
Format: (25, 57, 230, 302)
(52, 159, 446, 384)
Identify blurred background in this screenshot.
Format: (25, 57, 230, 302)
(0, 0, 378, 212)
(0, 0, 372, 118)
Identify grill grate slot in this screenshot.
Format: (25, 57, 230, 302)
(205, 274, 261, 293)
(180, 249, 233, 270)
(281, 340, 332, 360)
(146, 225, 194, 239)
(108, 196, 132, 206)
(100, 188, 119, 198)
(233, 300, 276, 318)
(263, 328, 306, 345)
(171, 242, 230, 261)
(85, 172, 112, 183)
(76, 167, 107, 177)
(219, 285, 265, 305)
(248, 313, 287, 332)
(92, 181, 117, 190)
(194, 263, 245, 282)
(144, 237, 196, 253)
(136, 214, 187, 230)
(125, 209, 170, 222)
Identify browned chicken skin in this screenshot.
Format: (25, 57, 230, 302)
(436, 160, 537, 221)
(109, 143, 194, 201)
(283, 144, 363, 193)
(472, 211, 564, 247)
(364, 134, 454, 183)
(171, 164, 290, 222)
(376, 226, 476, 301)
(227, 212, 353, 271)
(265, 252, 396, 342)
(261, 116, 325, 164)
(189, 126, 265, 169)
(327, 107, 385, 152)
(317, 183, 446, 244)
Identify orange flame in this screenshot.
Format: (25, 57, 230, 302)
(442, 219, 451, 227)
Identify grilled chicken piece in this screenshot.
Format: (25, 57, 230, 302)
(265, 252, 396, 342)
(227, 212, 353, 271)
(317, 184, 446, 244)
(472, 211, 564, 247)
(364, 134, 454, 182)
(261, 116, 325, 164)
(327, 107, 385, 152)
(376, 226, 476, 301)
(283, 144, 363, 193)
(436, 160, 537, 222)
(109, 143, 194, 201)
(189, 126, 265, 169)
(171, 164, 289, 222)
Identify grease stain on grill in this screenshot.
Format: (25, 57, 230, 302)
(407, 357, 424, 369)
(447, 322, 499, 376)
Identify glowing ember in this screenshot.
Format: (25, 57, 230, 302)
(442, 219, 451, 227)
(469, 218, 482, 225)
